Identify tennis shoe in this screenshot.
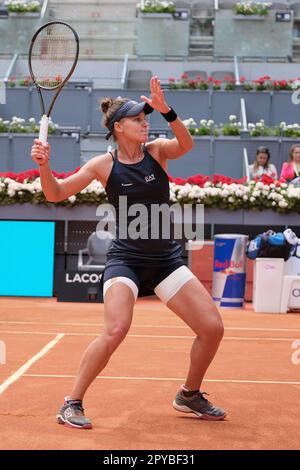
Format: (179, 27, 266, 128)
(56, 397, 92, 429)
(173, 388, 226, 421)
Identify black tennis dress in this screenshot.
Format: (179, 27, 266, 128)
(100, 145, 185, 296)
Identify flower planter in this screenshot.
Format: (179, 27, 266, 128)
(233, 15, 266, 21)
(215, 10, 292, 58)
(9, 12, 40, 17)
(137, 12, 190, 58)
(139, 13, 172, 18)
(1, 205, 300, 223)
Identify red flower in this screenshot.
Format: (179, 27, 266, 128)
(181, 73, 188, 79)
(240, 76, 246, 83)
(168, 77, 176, 82)
(260, 174, 275, 185)
(224, 75, 235, 83)
(173, 177, 187, 185)
(187, 174, 210, 187)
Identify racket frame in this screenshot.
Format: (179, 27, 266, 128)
(28, 21, 79, 143)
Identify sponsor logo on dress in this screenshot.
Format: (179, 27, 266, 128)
(145, 174, 155, 182)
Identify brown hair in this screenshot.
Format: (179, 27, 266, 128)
(253, 146, 271, 171)
(288, 144, 300, 162)
(100, 96, 128, 137)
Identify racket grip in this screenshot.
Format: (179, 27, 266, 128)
(39, 115, 49, 144)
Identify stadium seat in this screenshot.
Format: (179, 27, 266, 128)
(78, 231, 113, 272)
(183, 70, 208, 80)
(211, 71, 234, 81)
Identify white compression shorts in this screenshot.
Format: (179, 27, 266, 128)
(103, 265, 195, 304)
(154, 265, 196, 304)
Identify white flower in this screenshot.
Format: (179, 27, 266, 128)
(68, 195, 76, 204)
(291, 80, 300, 90)
(182, 118, 196, 128)
(229, 115, 236, 122)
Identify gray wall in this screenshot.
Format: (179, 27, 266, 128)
(7, 59, 300, 84)
(3, 87, 299, 132)
(165, 136, 300, 179)
(0, 135, 80, 173)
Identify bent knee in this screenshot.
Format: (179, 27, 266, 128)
(201, 317, 224, 342)
(104, 324, 130, 346)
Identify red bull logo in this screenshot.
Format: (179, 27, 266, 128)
(214, 259, 244, 270)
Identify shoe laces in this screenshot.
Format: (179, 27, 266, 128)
(74, 404, 85, 415)
(67, 401, 85, 415)
(194, 391, 213, 407)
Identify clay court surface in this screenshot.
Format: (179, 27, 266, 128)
(0, 296, 300, 450)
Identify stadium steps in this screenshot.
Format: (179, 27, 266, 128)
(293, 38, 300, 61)
(189, 36, 214, 59)
(48, 0, 138, 59)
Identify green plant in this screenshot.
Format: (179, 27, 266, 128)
(248, 120, 273, 137)
(137, 0, 176, 14)
(0, 116, 59, 134)
(234, 2, 272, 16)
(5, 1, 41, 13)
(221, 115, 241, 136)
(275, 122, 300, 138)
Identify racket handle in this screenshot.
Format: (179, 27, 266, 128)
(39, 115, 49, 144)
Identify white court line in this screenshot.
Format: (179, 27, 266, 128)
(23, 373, 300, 386)
(0, 330, 298, 341)
(1, 320, 300, 333)
(0, 333, 64, 396)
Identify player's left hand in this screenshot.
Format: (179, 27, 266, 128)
(140, 76, 170, 114)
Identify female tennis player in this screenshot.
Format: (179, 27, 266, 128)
(31, 76, 226, 429)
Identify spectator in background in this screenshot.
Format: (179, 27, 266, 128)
(249, 146, 278, 180)
(280, 145, 300, 186)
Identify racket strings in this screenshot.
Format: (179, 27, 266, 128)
(30, 25, 78, 89)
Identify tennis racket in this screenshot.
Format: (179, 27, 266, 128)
(28, 21, 79, 144)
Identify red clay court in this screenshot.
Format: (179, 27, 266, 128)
(0, 296, 300, 450)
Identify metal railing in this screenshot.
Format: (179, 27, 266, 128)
(240, 98, 248, 131)
(121, 53, 129, 89)
(243, 147, 250, 182)
(234, 55, 240, 86)
(3, 52, 19, 83)
(40, 0, 49, 22)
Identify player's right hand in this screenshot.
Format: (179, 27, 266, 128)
(31, 139, 50, 166)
